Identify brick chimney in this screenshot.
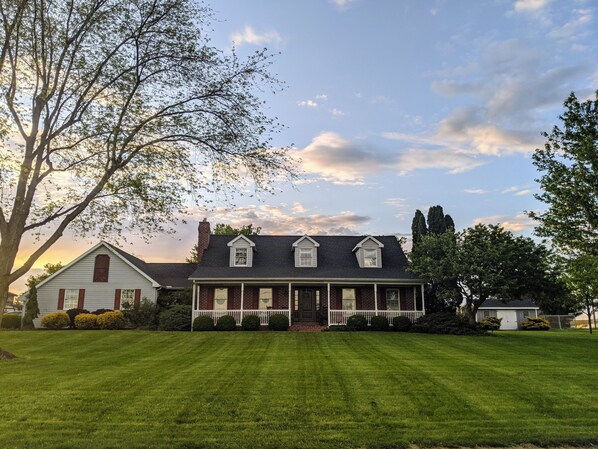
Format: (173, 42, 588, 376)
(197, 218, 211, 264)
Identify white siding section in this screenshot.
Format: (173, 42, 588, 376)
(294, 238, 317, 267)
(35, 246, 156, 326)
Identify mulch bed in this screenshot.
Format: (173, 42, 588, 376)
(0, 348, 16, 360)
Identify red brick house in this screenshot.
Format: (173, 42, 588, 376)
(190, 221, 425, 327)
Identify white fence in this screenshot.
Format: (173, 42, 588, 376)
(329, 310, 424, 326)
(192, 309, 291, 326)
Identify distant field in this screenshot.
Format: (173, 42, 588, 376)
(0, 330, 596, 449)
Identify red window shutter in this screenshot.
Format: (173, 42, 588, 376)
(114, 289, 121, 310)
(134, 289, 141, 307)
(57, 289, 65, 310)
(93, 254, 110, 282)
(77, 289, 86, 309)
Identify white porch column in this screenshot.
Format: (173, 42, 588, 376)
(420, 284, 425, 314)
(192, 283, 197, 310)
(374, 283, 378, 314)
(327, 283, 331, 325)
(288, 283, 292, 323)
(240, 283, 245, 322)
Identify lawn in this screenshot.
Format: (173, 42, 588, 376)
(0, 330, 596, 449)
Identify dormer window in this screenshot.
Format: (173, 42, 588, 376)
(227, 235, 255, 267)
(292, 235, 319, 268)
(299, 248, 313, 267)
(363, 249, 378, 267)
(235, 248, 248, 266)
(353, 236, 384, 268)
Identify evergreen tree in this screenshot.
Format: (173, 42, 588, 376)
(444, 214, 455, 231)
(411, 210, 427, 249)
(427, 206, 447, 235)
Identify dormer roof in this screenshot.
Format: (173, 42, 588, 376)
(352, 236, 385, 252)
(292, 235, 320, 249)
(227, 235, 256, 247)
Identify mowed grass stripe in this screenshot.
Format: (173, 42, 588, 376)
(0, 330, 597, 449)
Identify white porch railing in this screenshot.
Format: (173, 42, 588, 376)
(329, 310, 424, 326)
(192, 309, 291, 326)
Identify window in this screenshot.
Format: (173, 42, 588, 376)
(214, 288, 228, 310)
(234, 248, 248, 266)
(342, 288, 356, 311)
(64, 289, 79, 310)
(363, 249, 378, 267)
(121, 289, 135, 309)
(482, 310, 497, 318)
(259, 288, 273, 309)
(386, 289, 399, 310)
(93, 254, 110, 282)
(299, 248, 313, 267)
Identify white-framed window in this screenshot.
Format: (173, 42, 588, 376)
(363, 249, 378, 267)
(234, 248, 248, 266)
(342, 288, 356, 311)
(482, 310, 497, 318)
(64, 289, 79, 310)
(386, 289, 399, 310)
(259, 288, 273, 309)
(121, 289, 135, 309)
(299, 248, 313, 267)
(214, 288, 228, 310)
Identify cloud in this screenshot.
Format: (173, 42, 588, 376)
(298, 100, 318, 108)
(396, 147, 484, 175)
(464, 189, 488, 194)
(329, 108, 345, 117)
(514, 0, 550, 12)
(548, 8, 593, 40)
(330, 0, 358, 10)
(315, 94, 328, 100)
(473, 213, 536, 233)
(515, 189, 534, 196)
(384, 197, 410, 219)
(231, 25, 283, 47)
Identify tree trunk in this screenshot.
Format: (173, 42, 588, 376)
(0, 274, 12, 329)
(586, 301, 593, 335)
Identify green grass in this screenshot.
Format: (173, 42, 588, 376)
(0, 330, 596, 449)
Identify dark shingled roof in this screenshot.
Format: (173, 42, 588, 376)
(479, 299, 538, 309)
(190, 235, 417, 281)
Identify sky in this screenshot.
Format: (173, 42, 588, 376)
(11, 0, 598, 293)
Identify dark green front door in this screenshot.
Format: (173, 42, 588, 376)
(299, 289, 317, 321)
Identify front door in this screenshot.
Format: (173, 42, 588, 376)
(299, 289, 317, 321)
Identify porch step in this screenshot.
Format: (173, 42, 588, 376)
(289, 322, 328, 332)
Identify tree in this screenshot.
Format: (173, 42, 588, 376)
(444, 214, 455, 231)
(21, 261, 63, 329)
(427, 205, 447, 235)
(186, 222, 261, 263)
(529, 91, 598, 255)
(0, 0, 293, 325)
(410, 223, 556, 324)
(410, 209, 427, 249)
(563, 254, 598, 334)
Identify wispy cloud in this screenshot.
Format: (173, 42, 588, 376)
(514, 0, 550, 12)
(330, 0, 358, 10)
(464, 189, 488, 194)
(473, 213, 535, 233)
(548, 8, 593, 40)
(329, 108, 345, 117)
(298, 100, 318, 108)
(231, 25, 283, 47)
(315, 94, 328, 100)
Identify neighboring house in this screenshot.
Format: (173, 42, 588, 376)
(477, 299, 540, 330)
(3, 292, 19, 313)
(29, 241, 195, 327)
(190, 220, 425, 327)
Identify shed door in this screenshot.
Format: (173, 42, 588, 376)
(497, 311, 518, 330)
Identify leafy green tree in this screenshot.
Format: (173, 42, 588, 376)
(410, 210, 427, 249)
(563, 254, 598, 334)
(427, 205, 447, 235)
(0, 0, 293, 326)
(410, 224, 557, 324)
(529, 91, 598, 255)
(186, 223, 261, 263)
(21, 262, 63, 329)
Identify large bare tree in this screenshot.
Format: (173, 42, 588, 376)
(0, 0, 293, 324)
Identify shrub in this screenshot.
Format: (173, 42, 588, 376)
(123, 299, 159, 329)
(157, 288, 192, 309)
(216, 315, 237, 331)
(159, 304, 191, 331)
(268, 314, 289, 331)
(91, 308, 113, 315)
(41, 312, 70, 330)
(0, 314, 21, 329)
(241, 315, 261, 331)
(392, 316, 412, 332)
(74, 313, 99, 330)
(346, 314, 368, 331)
(411, 312, 485, 335)
(370, 315, 390, 331)
(97, 311, 126, 330)
(66, 308, 89, 329)
(193, 315, 215, 331)
(479, 316, 502, 331)
(521, 317, 550, 331)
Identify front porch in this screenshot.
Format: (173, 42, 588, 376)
(191, 282, 425, 328)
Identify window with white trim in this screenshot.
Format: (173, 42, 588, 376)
(214, 288, 228, 310)
(64, 289, 79, 310)
(386, 289, 399, 310)
(342, 288, 356, 311)
(121, 289, 135, 309)
(299, 248, 313, 267)
(259, 288, 273, 309)
(363, 249, 378, 267)
(234, 248, 248, 266)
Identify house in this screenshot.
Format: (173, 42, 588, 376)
(190, 220, 425, 327)
(3, 291, 19, 313)
(28, 241, 195, 327)
(476, 299, 540, 330)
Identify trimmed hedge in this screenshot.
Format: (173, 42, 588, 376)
(97, 311, 126, 330)
(123, 299, 159, 329)
(193, 315, 215, 331)
(91, 309, 113, 315)
(411, 312, 485, 335)
(159, 305, 191, 331)
(75, 313, 99, 330)
(392, 316, 412, 332)
(241, 315, 261, 331)
(268, 314, 289, 331)
(521, 317, 550, 331)
(216, 315, 237, 331)
(66, 308, 89, 329)
(479, 316, 502, 331)
(41, 312, 70, 330)
(370, 315, 390, 331)
(1, 314, 21, 329)
(346, 314, 368, 331)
